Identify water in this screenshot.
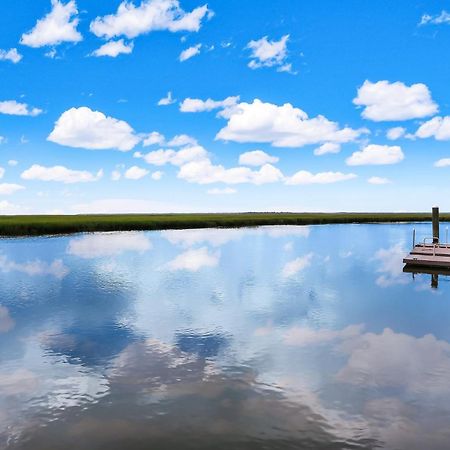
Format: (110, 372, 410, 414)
(1, 223, 450, 450)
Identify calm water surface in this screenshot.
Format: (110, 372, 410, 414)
(1, 223, 450, 450)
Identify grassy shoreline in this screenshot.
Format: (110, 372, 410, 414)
(0, 212, 448, 237)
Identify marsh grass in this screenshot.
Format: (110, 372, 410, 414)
(0, 212, 448, 237)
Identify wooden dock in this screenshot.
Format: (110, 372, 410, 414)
(403, 244, 450, 269)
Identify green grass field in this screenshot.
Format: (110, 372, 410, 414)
(0, 212, 448, 237)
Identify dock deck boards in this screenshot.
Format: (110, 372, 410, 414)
(404, 244, 450, 268)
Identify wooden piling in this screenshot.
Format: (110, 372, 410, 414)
(432, 206, 440, 244)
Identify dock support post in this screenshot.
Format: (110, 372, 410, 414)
(432, 206, 440, 244)
(412, 228, 416, 249)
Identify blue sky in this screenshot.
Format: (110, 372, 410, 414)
(1, 0, 450, 214)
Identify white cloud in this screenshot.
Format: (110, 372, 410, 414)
(67, 232, 152, 258)
(90, 0, 211, 40)
(386, 127, 406, 140)
(158, 91, 175, 106)
(286, 171, 357, 185)
(20, 0, 82, 48)
(167, 134, 198, 146)
(368, 176, 391, 185)
(0, 201, 21, 214)
(91, 39, 133, 57)
(151, 170, 163, 180)
(111, 170, 121, 181)
(415, 116, 450, 141)
(239, 150, 279, 166)
(48, 106, 140, 151)
(0, 184, 25, 195)
(179, 43, 201, 61)
(336, 328, 450, 395)
(313, 142, 341, 156)
(0, 48, 22, 63)
(166, 247, 219, 271)
(346, 144, 404, 166)
(285, 324, 363, 346)
(207, 187, 236, 195)
(247, 35, 291, 71)
(178, 160, 283, 185)
(0, 167, 4, 179)
(216, 99, 366, 147)
(0, 100, 42, 117)
(353, 80, 438, 121)
(281, 253, 313, 277)
(137, 145, 208, 166)
(124, 165, 149, 179)
(374, 243, 409, 287)
(0, 255, 69, 279)
(162, 225, 310, 248)
(420, 11, 450, 25)
(0, 306, 14, 333)
(179, 95, 239, 113)
(8, 160, 18, 167)
(435, 158, 450, 168)
(143, 131, 166, 146)
(21, 164, 103, 183)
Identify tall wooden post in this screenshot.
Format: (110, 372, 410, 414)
(432, 206, 440, 244)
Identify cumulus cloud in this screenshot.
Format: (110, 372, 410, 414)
(207, 187, 236, 195)
(151, 170, 163, 180)
(285, 170, 357, 185)
(313, 142, 341, 156)
(111, 170, 121, 181)
(0, 48, 22, 63)
(415, 116, 450, 141)
(0, 306, 14, 333)
(20, 0, 82, 48)
(239, 150, 279, 166)
(179, 43, 201, 61)
(137, 145, 208, 166)
(0, 183, 25, 195)
(0, 255, 69, 279)
(124, 165, 149, 179)
(166, 134, 198, 147)
(179, 95, 239, 113)
(91, 39, 134, 57)
(420, 11, 450, 25)
(90, 0, 211, 40)
(246, 35, 292, 72)
(0, 100, 42, 116)
(158, 91, 176, 106)
(386, 127, 406, 140)
(178, 160, 283, 185)
(346, 144, 404, 166)
(21, 164, 103, 183)
(281, 253, 313, 277)
(143, 131, 166, 146)
(216, 99, 366, 147)
(373, 243, 409, 287)
(434, 158, 450, 168)
(48, 106, 140, 151)
(368, 176, 391, 185)
(67, 232, 152, 258)
(285, 324, 364, 346)
(0, 167, 4, 179)
(166, 247, 219, 271)
(353, 80, 438, 121)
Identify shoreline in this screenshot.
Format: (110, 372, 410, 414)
(0, 212, 449, 237)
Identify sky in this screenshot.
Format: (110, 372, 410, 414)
(0, 0, 450, 214)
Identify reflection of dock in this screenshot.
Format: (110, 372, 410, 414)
(403, 207, 450, 288)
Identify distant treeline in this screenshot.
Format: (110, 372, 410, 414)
(0, 212, 449, 237)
